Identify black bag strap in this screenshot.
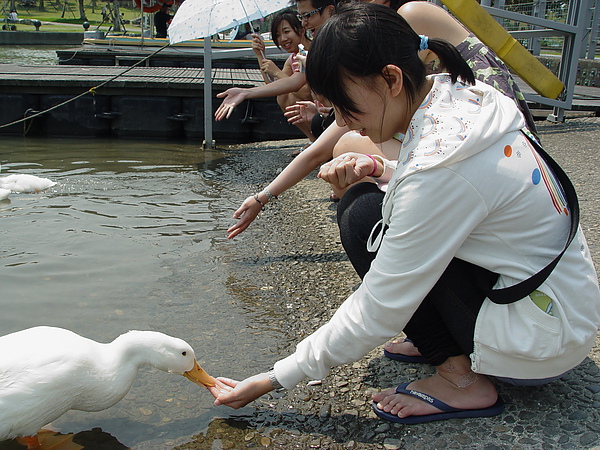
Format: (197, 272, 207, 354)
(486, 130, 580, 304)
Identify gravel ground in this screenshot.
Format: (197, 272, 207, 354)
(176, 115, 600, 450)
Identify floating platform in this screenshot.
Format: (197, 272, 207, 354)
(82, 35, 277, 49)
(0, 63, 304, 142)
(57, 36, 285, 68)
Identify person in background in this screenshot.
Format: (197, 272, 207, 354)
(154, 3, 172, 39)
(251, 9, 314, 141)
(212, 3, 600, 425)
(214, 0, 336, 123)
(235, 23, 254, 40)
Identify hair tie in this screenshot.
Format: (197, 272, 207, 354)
(419, 35, 429, 51)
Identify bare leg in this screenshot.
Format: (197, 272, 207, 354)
(372, 355, 498, 419)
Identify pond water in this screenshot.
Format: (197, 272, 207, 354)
(0, 45, 69, 65)
(0, 137, 294, 449)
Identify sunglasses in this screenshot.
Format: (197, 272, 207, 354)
(296, 6, 325, 21)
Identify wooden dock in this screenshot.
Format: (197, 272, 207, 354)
(0, 63, 305, 142)
(0, 63, 598, 141)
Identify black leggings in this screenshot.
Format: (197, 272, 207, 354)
(337, 183, 498, 366)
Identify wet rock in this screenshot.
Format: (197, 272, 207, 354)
(580, 432, 599, 447)
(454, 433, 473, 445)
(319, 403, 331, 418)
(383, 438, 402, 449)
(374, 423, 390, 433)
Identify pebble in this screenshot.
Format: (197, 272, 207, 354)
(383, 438, 403, 449)
(580, 432, 600, 447)
(454, 433, 473, 445)
(138, 407, 153, 416)
(586, 384, 600, 394)
(319, 403, 331, 418)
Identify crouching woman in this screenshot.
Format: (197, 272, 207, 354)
(211, 3, 600, 424)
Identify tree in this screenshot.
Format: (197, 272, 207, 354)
(78, 0, 87, 20)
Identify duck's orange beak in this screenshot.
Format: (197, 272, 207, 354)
(183, 359, 215, 387)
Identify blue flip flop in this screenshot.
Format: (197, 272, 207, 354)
(372, 382, 505, 424)
(383, 339, 429, 364)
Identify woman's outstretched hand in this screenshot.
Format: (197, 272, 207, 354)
(205, 377, 235, 398)
(215, 88, 249, 121)
(227, 195, 264, 239)
(285, 101, 331, 125)
(212, 373, 274, 409)
(284, 100, 317, 125)
(318, 153, 376, 190)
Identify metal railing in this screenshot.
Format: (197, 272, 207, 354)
(479, 0, 598, 121)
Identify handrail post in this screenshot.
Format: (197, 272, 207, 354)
(203, 36, 215, 149)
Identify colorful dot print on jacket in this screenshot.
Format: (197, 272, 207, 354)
(506, 132, 569, 218)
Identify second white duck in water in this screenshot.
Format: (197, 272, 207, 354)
(0, 326, 215, 448)
(0, 174, 56, 193)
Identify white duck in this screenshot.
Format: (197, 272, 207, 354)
(0, 174, 56, 193)
(0, 326, 215, 449)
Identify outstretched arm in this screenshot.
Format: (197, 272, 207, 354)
(227, 122, 349, 239)
(215, 72, 307, 121)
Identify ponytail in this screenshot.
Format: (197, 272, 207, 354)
(426, 38, 475, 85)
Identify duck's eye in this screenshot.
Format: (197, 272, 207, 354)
(182, 351, 187, 356)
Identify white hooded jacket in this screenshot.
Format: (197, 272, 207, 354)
(274, 75, 600, 388)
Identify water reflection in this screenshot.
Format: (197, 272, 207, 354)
(0, 137, 293, 449)
(0, 428, 127, 450)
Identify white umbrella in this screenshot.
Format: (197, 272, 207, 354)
(167, 0, 290, 147)
(168, 0, 289, 45)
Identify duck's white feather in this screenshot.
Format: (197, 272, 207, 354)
(0, 188, 9, 200)
(0, 326, 199, 440)
(0, 174, 56, 193)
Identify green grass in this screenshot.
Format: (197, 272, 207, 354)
(5, 0, 146, 33)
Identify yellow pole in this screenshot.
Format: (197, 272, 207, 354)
(441, 0, 564, 99)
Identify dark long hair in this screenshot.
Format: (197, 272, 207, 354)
(271, 9, 307, 49)
(306, 2, 475, 119)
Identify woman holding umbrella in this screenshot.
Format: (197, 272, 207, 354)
(251, 8, 315, 140)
